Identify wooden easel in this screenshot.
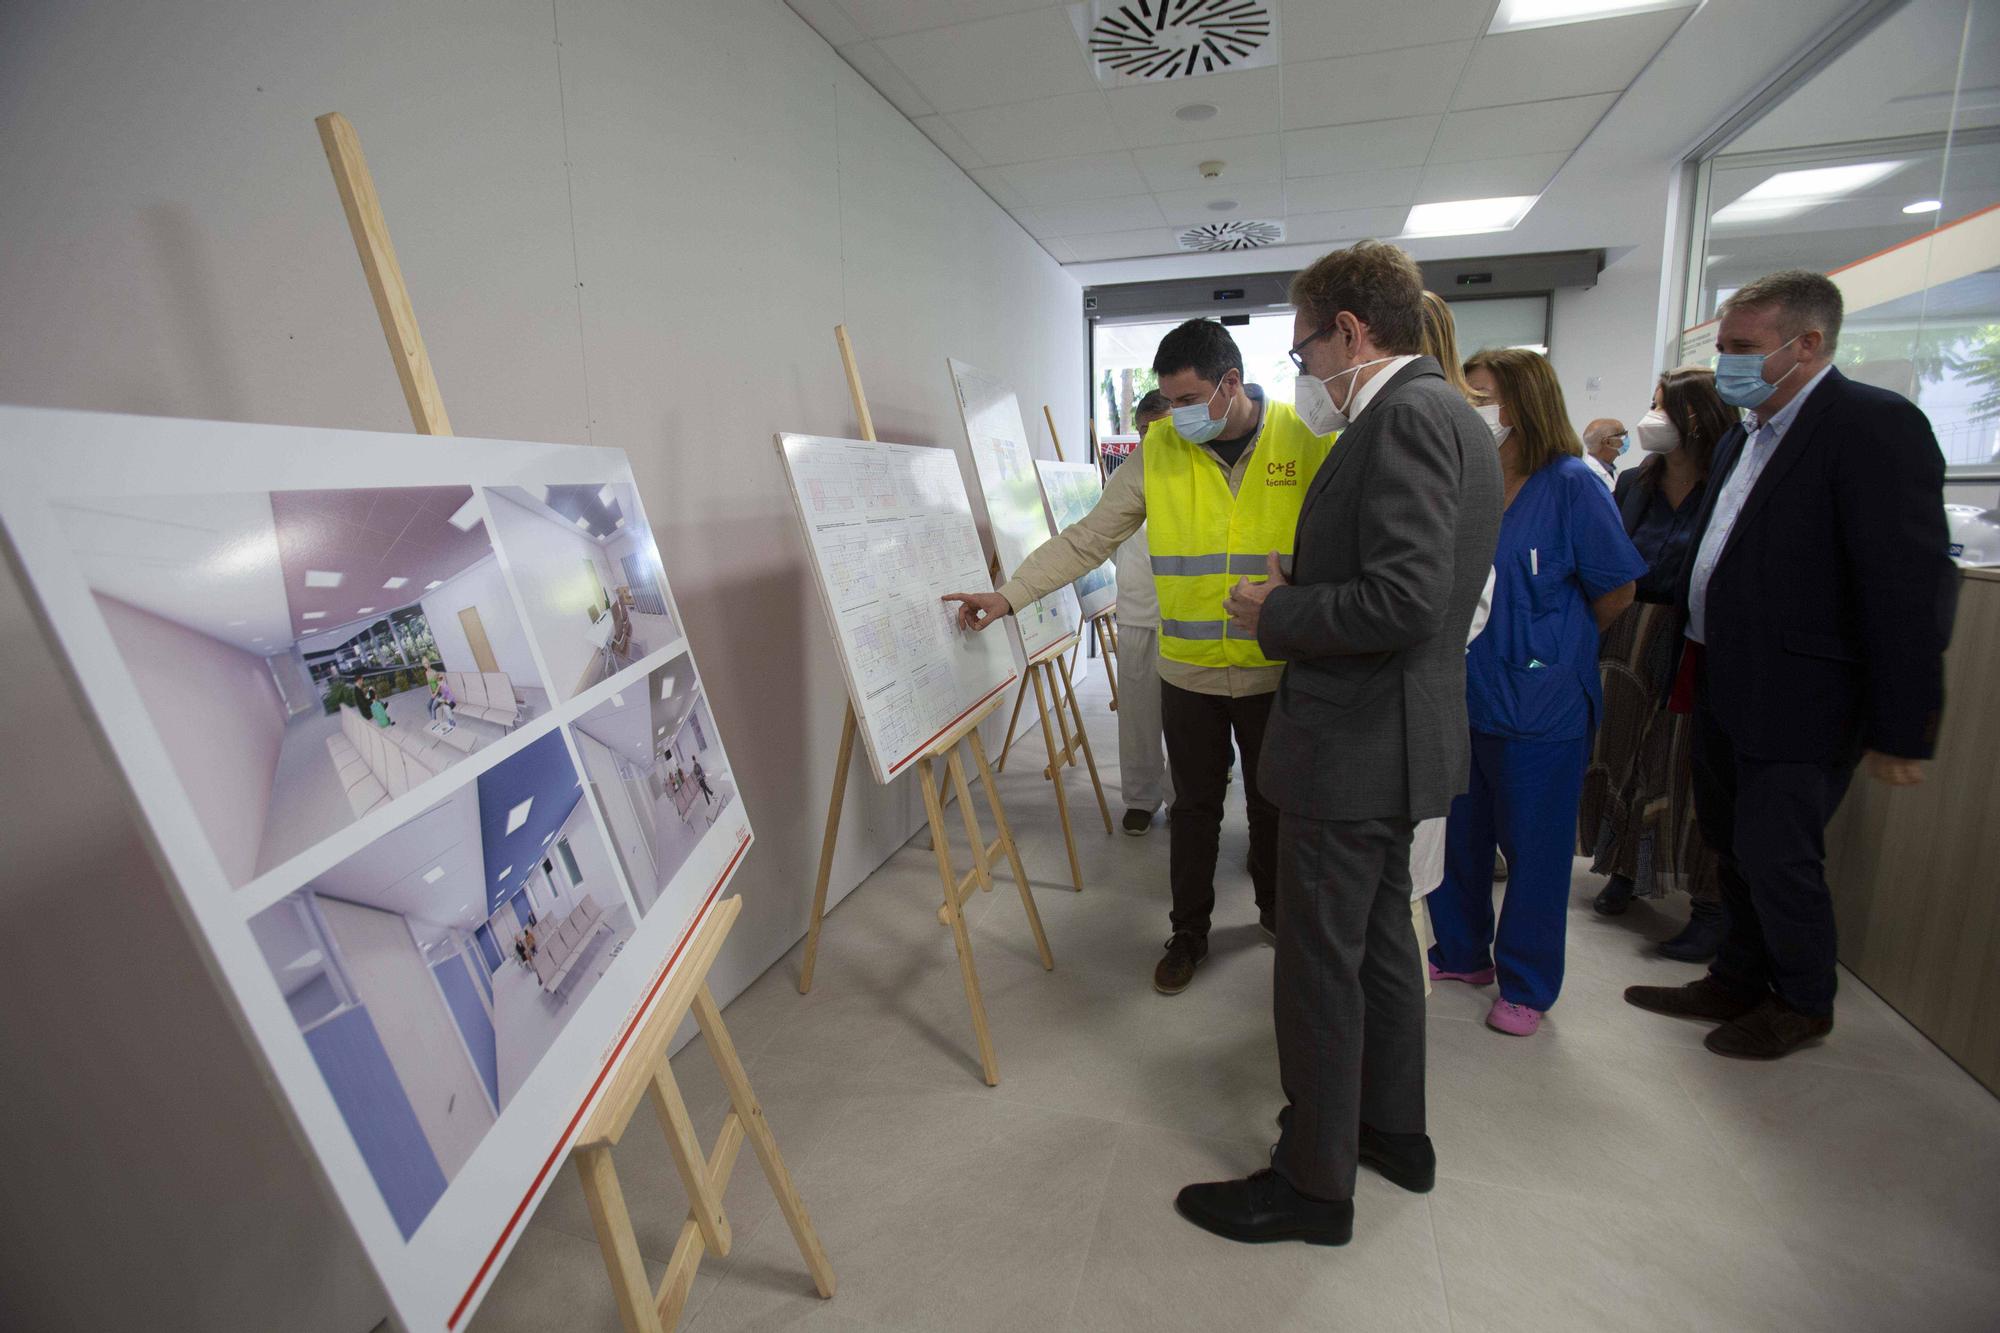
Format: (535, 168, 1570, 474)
(794, 326, 1055, 1087)
(315, 111, 831, 1331)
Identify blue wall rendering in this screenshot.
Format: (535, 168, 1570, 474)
(473, 921, 503, 973)
(432, 954, 499, 1111)
(303, 1005, 447, 1239)
(476, 729, 586, 916)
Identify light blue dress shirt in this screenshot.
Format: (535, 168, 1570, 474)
(1685, 365, 1833, 644)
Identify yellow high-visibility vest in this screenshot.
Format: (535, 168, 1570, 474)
(1143, 399, 1332, 668)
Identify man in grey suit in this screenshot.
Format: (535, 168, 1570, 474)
(1176, 240, 1503, 1245)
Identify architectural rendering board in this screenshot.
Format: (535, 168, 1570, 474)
(776, 432, 1018, 785)
(946, 357, 1081, 661)
(0, 406, 754, 1332)
(1034, 459, 1116, 620)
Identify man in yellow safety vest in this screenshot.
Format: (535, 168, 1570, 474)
(945, 319, 1332, 995)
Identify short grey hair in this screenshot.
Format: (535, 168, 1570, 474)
(1721, 268, 1843, 355)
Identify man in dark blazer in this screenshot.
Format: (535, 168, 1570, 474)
(1626, 268, 1956, 1059)
(1175, 240, 1503, 1245)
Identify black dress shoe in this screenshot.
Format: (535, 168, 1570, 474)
(1174, 1168, 1353, 1246)
(1359, 1125, 1435, 1193)
(1153, 933, 1208, 995)
(1624, 974, 1764, 1023)
(1122, 807, 1156, 836)
(1657, 898, 1724, 962)
(1705, 996, 1833, 1059)
(1593, 874, 1635, 916)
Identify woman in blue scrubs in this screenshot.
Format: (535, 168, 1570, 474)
(1427, 348, 1646, 1037)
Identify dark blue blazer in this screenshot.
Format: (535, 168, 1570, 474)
(1674, 367, 1957, 762)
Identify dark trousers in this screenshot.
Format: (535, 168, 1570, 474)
(1691, 669, 1856, 1016)
(1273, 811, 1424, 1202)
(1160, 681, 1277, 939)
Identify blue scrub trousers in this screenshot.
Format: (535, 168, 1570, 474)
(1427, 728, 1592, 1012)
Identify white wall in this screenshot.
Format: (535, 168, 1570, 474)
(94, 593, 288, 887)
(418, 552, 538, 684)
(550, 795, 623, 919)
(0, 2, 1081, 1328)
(487, 491, 619, 695)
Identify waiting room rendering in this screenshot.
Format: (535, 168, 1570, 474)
(53, 485, 551, 887)
(570, 654, 737, 917)
(250, 729, 635, 1240)
(484, 484, 681, 701)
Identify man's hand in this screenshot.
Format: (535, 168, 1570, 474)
(1223, 551, 1288, 638)
(942, 590, 1011, 631)
(1864, 751, 1925, 787)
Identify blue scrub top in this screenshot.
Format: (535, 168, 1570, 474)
(1467, 455, 1647, 741)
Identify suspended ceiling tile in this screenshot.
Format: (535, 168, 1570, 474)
(1278, 0, 1494, 63)
(838, 0, 1056, 41)
(782, 0, 865, 48)
(1151, 182, 1287, 227)
(1450, 8, 1689, 112)
(1030, 192, 1168, 236)
(1062, 227, 1183, 262)
(967, 165, 1032, 209)
(1283, 165, 1422, 214)
(1039, 234, 1080, 262)
(874, 7, 1098, 114)
(945, 90, 1122, 165)
(994, 150, 1148, 204)
(1429, 93, 1615, 164)
(1102, 67, 1280, 150)
(910, 114, 988, 168)
(1284, 205, 1412, 246)
(1282, 115, 1440, 178)
(1281, 41, 1475, 130)
(1131, 132, 1282, 192)
(836, 39, 936, 118)
(1415, 151, 1568, 204)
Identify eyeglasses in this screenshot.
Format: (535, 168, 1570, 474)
(1288, 325, 1336, 372)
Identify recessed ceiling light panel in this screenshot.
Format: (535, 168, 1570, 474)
(1072, 1, 1278, 85)
(447, 497, 483, 531)
(1711, 162, 1901, 226)
(1177, 219, 1284, 252)
(1401, 195, 1539, 238)
(506, 798, 533, 834)
(383, 576, 409, 589)
(1488, 0, 1693, 35)
(304, 569, 344, 588)
(423, 865, 445, 884)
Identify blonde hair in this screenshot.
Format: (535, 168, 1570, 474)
(1419, 292, 1475, 404)
(1463, 347, 1582, 476)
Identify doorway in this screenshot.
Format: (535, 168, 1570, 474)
(457, 606, 500, 673)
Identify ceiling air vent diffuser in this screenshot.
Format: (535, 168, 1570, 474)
(1072, 2, 1278, 84)
(1178, 219, 1284, 252)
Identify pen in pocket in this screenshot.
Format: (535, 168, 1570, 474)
(1530, 547, 1539, 576)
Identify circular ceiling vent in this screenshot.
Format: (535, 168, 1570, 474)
(1085, 2, 1275, 81)
(1178, 219, 1284, 252)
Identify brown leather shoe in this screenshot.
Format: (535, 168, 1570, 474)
(1623, 975, 1764, 1023)
(1153, 933, 1208, 995)
(1705, 996, 1833, 1059)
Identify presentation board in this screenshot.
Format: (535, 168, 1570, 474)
(945, 358, 1081, 662)
(775, 432, 1019, 785)
(0, 406, 753, 1332)
(1035, 458, 1116, 620)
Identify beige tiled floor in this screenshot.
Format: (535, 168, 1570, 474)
(470, 664, 2000, 1332)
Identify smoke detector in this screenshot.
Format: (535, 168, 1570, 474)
(1178, 219, 1285, 252)
(1070, 2, 1278, 85)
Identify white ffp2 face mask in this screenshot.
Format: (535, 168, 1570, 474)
(1474, 403, 1503, 438)
(1634, 408, 1681, 454)
(1295, 356, 1393, 435)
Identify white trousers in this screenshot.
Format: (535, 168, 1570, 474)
(1114, 624, 1172, 810)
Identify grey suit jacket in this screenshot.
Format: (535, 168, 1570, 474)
(1256, 357, 1503, 823)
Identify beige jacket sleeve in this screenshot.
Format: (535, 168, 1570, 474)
(998, 446, 1148, 611)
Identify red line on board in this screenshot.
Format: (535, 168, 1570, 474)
(884, 674, 1016, 776)
(447, 832, 752, 1329)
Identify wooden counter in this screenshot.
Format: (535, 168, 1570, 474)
(1826, 567, 2000, 1095)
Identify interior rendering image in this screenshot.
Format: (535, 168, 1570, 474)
(54, 486, 550, 888)
(570, 654, 736, 917)
(249, 730, 635, 1240)
(483, 484, 680, 702)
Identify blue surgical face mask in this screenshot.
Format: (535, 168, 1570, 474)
(1172, 382, 1228, 443)
(1714, 335, 1802, 409)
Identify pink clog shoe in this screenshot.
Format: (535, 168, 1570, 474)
(1486, 998, 1543, 1036)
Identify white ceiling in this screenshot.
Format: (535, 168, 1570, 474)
(307, 782, 490, 932)
(786, 0, 1697, 264)
(573, 655, 701, 769)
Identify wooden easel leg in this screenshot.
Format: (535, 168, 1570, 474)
(1031, 663, 1085, 893)
(918, 757, 1001, 1085)
(969, 727, 1054, 971)
(1056, 652, 1113, 832)
(693, 985, 836, 1299)
(575, 1144, 667, 1333)
(1046, 659, 1080, 780)
(799, 706, 857, 993)
(994, 678, 1028, 774)
(948, 748, 995, 896)
(647, 1066, 731, 1258)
